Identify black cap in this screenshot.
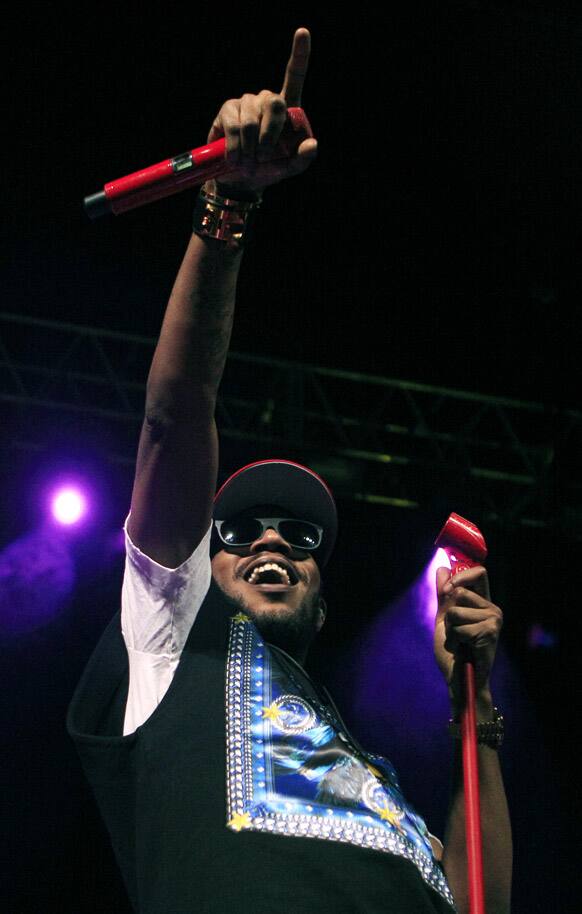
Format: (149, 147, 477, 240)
(213, 459, 338, 567)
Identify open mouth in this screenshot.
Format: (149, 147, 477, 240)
(243, 560, 299, 588)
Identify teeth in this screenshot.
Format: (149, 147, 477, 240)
(246, 562, 291, 585)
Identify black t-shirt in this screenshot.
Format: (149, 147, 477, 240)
(67, 582, 456, 914)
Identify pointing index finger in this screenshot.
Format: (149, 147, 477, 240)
(281, 28, 311, 107)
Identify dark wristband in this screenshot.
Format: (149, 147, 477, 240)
(448, 707, 504, 750)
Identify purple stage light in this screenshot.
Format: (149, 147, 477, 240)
(350, 560, 450, 761)
(348, 548, 454, 759)
(344, 546, 513, 817)
(0, 529, 75, 634)
(527, 623, 557, 650)
(420, 547, 451, 629)
(50, 486, 87, 526)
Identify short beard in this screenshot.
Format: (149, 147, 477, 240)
(219, 587, 321, 661)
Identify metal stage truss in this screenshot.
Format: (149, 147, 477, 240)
(1, 312, 579, 534)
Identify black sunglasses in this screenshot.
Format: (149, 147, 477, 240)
(214, 516, 323, 552)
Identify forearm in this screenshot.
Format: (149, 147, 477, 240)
(129, 228, 243, 566)
(145, 230, 242, 421)
(442, 692, 512, 914)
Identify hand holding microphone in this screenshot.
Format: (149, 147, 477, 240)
(84, 29, 317, 218)
(434, 514, 501, 703)
(434, 514, 504, 914)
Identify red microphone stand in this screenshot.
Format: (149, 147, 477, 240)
(435, 513, 488, 914)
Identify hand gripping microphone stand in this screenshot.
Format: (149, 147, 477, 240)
(435, 513, 488, 914)
(83, 108, 312, 218)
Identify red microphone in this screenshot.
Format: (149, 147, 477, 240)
(435, 512, 487, 574)
(83, 107, 312, 219)
(435, 512, 488, 914)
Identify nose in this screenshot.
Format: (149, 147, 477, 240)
(249, 525, 292, 556)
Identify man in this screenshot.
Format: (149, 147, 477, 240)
(68, 29, 511, 914)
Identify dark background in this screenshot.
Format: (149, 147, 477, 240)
(3, 2, 581, 911)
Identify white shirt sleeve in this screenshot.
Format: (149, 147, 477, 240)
(120, 517, 213, 736)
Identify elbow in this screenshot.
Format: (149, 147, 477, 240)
(144, 381, 216, 430)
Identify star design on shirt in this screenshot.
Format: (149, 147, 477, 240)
(378, 801, 405, 831)
(262, 702, 283, 724)
(228, 811, 253, 832)
(231, 612, 250, 624)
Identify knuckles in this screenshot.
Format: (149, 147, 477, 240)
(258, 89, 286, 108)
(226, 90, 287, 112)
(216, 91, 288, 136)
(220, 99, 241, 119)
(268, 95, 287, 115)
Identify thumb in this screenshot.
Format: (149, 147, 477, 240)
(284, 137, 318, 178)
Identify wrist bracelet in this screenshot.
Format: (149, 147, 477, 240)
(448, 707, 504, 750)
(192, 183, 261, 248)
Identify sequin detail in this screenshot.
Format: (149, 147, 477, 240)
(225, 613, 455, 909)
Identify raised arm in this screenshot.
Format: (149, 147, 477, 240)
(127, 29, 317, 567)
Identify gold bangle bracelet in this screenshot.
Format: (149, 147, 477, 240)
(192, 184, 261, 248)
